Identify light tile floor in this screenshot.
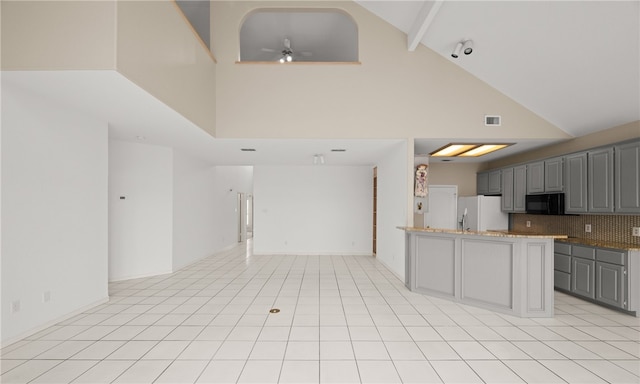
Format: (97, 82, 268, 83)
(2, 244, 639, 383)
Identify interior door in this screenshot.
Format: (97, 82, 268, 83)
(424, 185, 458, 229)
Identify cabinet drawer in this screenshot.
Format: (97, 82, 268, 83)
(554, 242, 571, 256)
(554, 271, 571, 291)
(572, 245, 595, 260)
(554, 253, 571, 273)
(596, 249, 626, 265)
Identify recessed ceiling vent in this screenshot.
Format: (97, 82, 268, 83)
(485, 115, 501, 126)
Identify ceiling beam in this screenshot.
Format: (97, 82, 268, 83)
(407, 0, 444, 51)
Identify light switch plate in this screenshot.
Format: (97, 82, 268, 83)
(585, 224, 591, 233)
(633, 227, 640, 237)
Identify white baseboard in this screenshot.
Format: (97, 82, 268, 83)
(253, 251, 374, 256)
(1, 296, 110, 349)
(108, 269, 172, 283)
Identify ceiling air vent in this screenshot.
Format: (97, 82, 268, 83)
(485, 115, 501, 126)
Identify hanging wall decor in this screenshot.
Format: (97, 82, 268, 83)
(415, 164, 428, 197)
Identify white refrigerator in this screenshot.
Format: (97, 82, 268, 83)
(457, 196, 508, 231)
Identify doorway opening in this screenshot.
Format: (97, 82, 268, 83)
(246, 194, 254, 239)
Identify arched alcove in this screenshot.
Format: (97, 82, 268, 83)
(239, 9, 358, 63)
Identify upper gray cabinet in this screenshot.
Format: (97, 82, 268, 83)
(501, 165, 526, 213)
(488, 170, 502, 194)
(527, 157, 564, 194)
(526, 161, 544, 194)
(479, 140, 637, 214)
(615, 141, 640, 213)
(501, 168, 514, 211)
(588, 147, 614, 213)
(544, 157, 564, 192)
(477, 171, 489, 195)
(513, 165, 527, 212)
(565, 152, 588, 213)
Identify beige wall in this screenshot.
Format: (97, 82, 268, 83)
(1, 0, 217, 136)
(1, 1, 117, 70)
(428, 162, 483, 197)
(212, 1, 569, 141)
(488, 121, 640, 169)
(116, 1, 217, 136)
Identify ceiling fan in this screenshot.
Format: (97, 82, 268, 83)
(261, 38, 312, 63)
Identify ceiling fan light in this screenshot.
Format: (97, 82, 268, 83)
(286, 54, 292, 62)
(279, 57, 285, 63)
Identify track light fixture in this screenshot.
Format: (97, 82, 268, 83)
(451, 42, 463, 58)
(462, 40, 473, 55)
(451, 39, 473, 58)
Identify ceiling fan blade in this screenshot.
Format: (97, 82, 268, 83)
(284, 38, 291, 50)
(300, 51, 312, 57)
(261, 48, 276, 53)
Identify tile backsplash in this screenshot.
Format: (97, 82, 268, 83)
(512, 214, 640, 246)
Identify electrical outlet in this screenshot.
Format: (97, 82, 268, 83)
(11, 300, 20, 314)
(585, 224, 592, 233)
(633, 227, 640, 237)
(43, 291, 51, 303)
(526, 221, 531, 228)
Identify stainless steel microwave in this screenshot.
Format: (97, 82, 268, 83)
(525, 193, 565, 215)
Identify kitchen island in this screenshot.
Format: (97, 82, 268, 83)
(400, 227, 568, 318)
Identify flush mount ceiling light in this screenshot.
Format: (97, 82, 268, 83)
(313, 154, 325, 165)
(240, 148, 256, 152)
(430, 143, 513, 158)
(451, 39, 473, 58)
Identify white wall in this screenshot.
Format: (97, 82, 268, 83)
(2, 82, 108, 345)
(172, 156, 253, 270)
(253, 166, 372, 255)
(211, 166, 253, 249)
(109, 142, 254, 278)
(172, 152, 216, 270)
(376, 141, 409, 280)
(108, 140, 173, 281)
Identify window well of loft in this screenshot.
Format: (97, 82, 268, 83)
(239, 9, 359, 63)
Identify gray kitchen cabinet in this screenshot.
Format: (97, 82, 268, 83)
(595, 248, 628, 309)
(572, 256, 596, 299)
(596, 261, 626, 309)
(477, 171, 489, 195)
(588, 147, 614, 213)
(501, 168, 514, 211)
(513, 165, 527, 212)
(554, 242, 571, 291)
(615, 140, 640, 213)
(488, 170, 501, 194)
(501, 166, 526, 212)
(544, 157, 564, 192)
(565, 152, 588, 213)
(527, 161, 544, 194)
(555, 240, 638, 316)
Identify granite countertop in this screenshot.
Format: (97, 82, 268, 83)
(554, 237, 640, 251)
(398, 227, 568, 239)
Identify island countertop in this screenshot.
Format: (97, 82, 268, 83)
(398, 226, 568, 239)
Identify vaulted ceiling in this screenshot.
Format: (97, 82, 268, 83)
(356, 0, 640, 138)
